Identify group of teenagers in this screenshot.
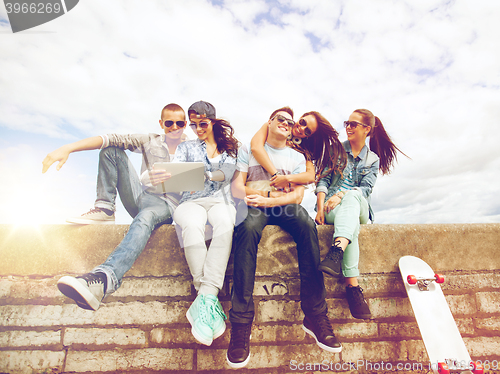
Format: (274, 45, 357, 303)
(42, 100, 406, 368)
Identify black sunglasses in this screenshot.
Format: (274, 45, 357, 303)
(273, 114, 295, 127)
(298, 118, 313, 137)
(189, 121, 210, 130)
(164, 120, 186, 128)
(343, 120, 368, 129)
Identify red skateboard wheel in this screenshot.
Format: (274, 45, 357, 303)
(472, 361, 484, 374)
(435, 274, 445, 283)
(407, 275, 417, 284)
(438, 362, 450, 374)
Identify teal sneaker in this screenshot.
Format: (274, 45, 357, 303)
(205, 294, 227, 340)
(186, 294, 214, 346)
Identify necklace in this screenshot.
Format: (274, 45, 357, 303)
(207, 144, 218, 158)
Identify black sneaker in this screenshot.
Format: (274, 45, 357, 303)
(226, 322, 252, 369)
(57, 272, 107, 311)
(318, 245, 344, 277)
(302, 311, 342, 353)
(346, 285, 372, 320)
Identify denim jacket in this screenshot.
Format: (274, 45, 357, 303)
(315, 140, 379, 221)
(172, 139, 237, 206)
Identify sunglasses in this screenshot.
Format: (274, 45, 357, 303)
(164, 120, 186, 128)
(273, 114, 295, 127)
(189, 121, 210, 130)
(297, 118, 313, 137)
(343, 120, 368, 129)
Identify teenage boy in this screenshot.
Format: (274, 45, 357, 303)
(226, 107, 342, 369)
(42, 103, 187, 311)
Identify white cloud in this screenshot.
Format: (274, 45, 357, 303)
(1, 0, 499, 224)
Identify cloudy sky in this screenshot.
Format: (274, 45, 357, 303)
(1, 0, 499, 225)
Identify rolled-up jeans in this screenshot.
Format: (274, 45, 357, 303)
(324, 189, 369, 278)
(94, 147, 142, 218)
(173, 197, 236, 296)
(229, 204, 327, 324)
(93, 191, 173, 295)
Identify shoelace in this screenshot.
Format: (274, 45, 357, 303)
(349, 286, 365, 306)
(79, 273, 104, 286)
(82, 208, 102, 216)
(199, 296, 227, 326)
(198, 297, 210, 324)
(231, 323, 251, 348)
(325, 246, 343, 261)
(208, 301, 227, 321)
(315, 312, 334, 337)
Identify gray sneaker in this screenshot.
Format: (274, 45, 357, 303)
(66, 208, 115, 225)
(57, 272, 107, 311)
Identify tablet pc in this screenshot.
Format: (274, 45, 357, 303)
(152, 162, 205, 193)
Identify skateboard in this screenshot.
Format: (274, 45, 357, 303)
(399, 256, 483, 374)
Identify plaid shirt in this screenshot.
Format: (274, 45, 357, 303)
(101, 132, 181, 209)
(172, 139, 237, 205)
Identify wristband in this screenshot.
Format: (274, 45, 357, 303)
(336, 191, 345, 199)
(267, 190, 270, 197)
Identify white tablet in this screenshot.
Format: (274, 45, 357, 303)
(151, 162, 205, 193)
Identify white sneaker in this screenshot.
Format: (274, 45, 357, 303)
(66, 208, 115, 225)
(57, 272, 107, 311)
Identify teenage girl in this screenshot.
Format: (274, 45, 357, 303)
(172, 101, 239, 346)
(315, 109, 408, 319)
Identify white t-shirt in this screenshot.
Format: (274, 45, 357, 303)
(237, 142, 306, 191)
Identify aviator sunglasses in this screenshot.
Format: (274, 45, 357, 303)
(189, 121, 211, 130)
(297, 118, 313, 137)
(344, 120, 368, 129)
(164, 120, 186, 128)
(273, 114, 295, 127)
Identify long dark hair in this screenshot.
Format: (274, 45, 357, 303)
(292, 111, 347, 180)
(212, 118, 239, 159)
(354, 109, 409, 175)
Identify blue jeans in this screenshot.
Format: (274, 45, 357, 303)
(94, 147, 143, 218)
(93, 191, 173, 295)
(229, 204, 327, 324)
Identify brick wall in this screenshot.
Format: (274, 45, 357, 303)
(0, 224, 499, 373)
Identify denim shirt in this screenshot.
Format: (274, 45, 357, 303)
(172, 139, 237, 206)
(315, 140, 379, 221)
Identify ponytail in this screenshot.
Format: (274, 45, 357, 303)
(354, 109, 409, 175)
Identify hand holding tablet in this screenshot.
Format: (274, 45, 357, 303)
(149, 169, 172, 186)
(151, 162, 205, 193)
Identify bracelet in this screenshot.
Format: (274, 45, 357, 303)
(335, 191, 345, 199)
(267, 190, 270, 198)
(271, 171, 281, 178)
